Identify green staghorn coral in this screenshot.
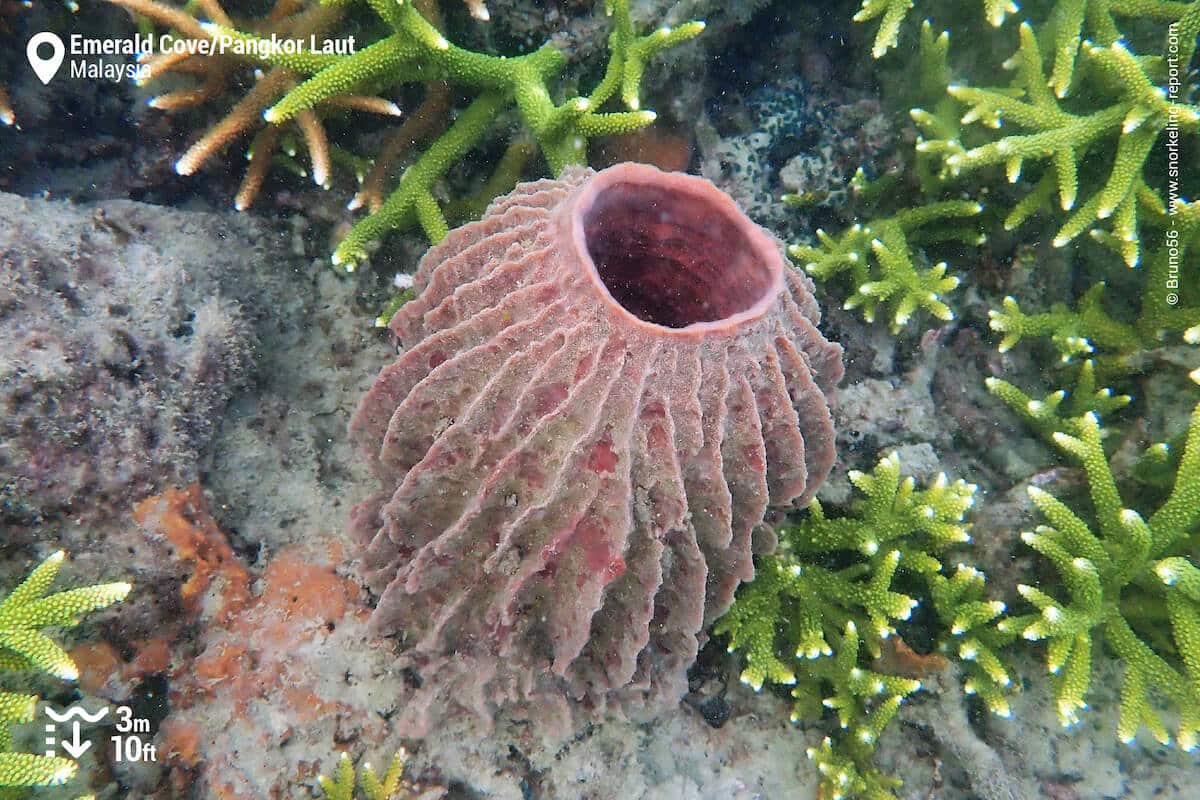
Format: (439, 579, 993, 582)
(854, 0, 1020, 58)
(316, 749, 428, 800)
(854, 0, 1197, 61)
(905, 21, 964, 193)
(786, 157, 982, 332)
(995, 385, 1200, 747)
(933, 20, 1199, 267)
(196, 0, 702, 269)
(714, 453, 1014, 800)
(985, 357, 1132, 440)
(788, 21, 985, 334)
(1037, 0, 1200, 101)
(987, 200, 1200, 370)
(1, 551, 130, 797)
(844, 0, 1200, 364)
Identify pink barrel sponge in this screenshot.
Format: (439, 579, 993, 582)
(350, 164, 843, 728)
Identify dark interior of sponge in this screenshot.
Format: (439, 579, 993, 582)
(582, 181, 776, 328)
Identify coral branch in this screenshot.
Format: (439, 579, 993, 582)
(716, 452, 1014, 798)
(110, 0, 703, 262)
(0, 86, 14, 127)
(787, 197, 980, 331)
(0, 552, 129, 791)
(106, 0, 377, 208)
(315, 749, 442, 800)
(931, 19, 1199, 266)
(1000, 390, 1200, 747)
(986, 200, 1200, 371)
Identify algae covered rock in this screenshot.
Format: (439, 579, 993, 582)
(0, 193, 258, 524)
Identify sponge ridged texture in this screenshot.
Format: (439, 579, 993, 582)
(350, 164, 843, 729)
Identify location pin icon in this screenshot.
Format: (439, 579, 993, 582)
(27, 32, 66, 85)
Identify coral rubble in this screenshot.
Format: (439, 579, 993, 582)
(351, 163, 842, 730)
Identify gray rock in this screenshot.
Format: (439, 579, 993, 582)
(0, 193, 262, 525)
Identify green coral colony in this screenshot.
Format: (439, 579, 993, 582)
(1005, 394, 1200, 748)
(1, 552, 130, 796)
(714, 453, 1013, 797)
(716, 0, 1199, 798)
(195, 0, 703, 268)
(316, 750, 416, 800)
(810, 0, 1199, 352)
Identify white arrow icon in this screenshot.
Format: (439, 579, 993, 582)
(59, 722, 91, 759)
(27, 32, 66, 85)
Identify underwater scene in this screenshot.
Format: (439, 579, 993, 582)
(1, 0, 1198, 798)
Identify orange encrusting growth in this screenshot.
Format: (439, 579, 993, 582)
(48, 485, 398, 799)
(162, 548, 376, 799)
(69, 641, 123, 694)
(131, 485, 383, 799)
(134, 484, 252, 621)
(876, 637, 950, 679)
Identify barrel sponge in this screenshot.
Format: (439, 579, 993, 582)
(350, 163, 843, 729)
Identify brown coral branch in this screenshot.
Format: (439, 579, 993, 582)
(147, 64, 235, 110)
(461, 0, 489, 21)
(343, 0, 453, 209)
(0, 86, 13, 127)
(235, 124, 282, 210)
(136, 50, 206, 82)
(108, 0, 384, 206)
(106, 0, 210, 40)
(264, 0, 305, 23)
(174, 68, 293, 175)
(350, 81, 450, 212)
(294, 107, 331, 188)
(192, 0, 231, 26)
(274, 1, 342, 42)
(323, 94, 404, 117)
